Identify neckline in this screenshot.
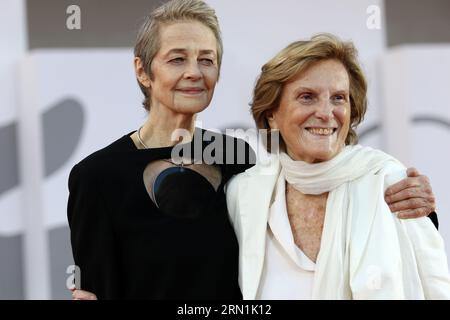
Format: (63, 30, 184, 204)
(125, 128, 203, 152)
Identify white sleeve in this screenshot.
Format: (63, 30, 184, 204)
(383, 162, 450, 299)
(382, 161, 407, 192)
(402, 217, 450, 299)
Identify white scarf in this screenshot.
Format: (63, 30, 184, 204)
(278, 145, 425, 299)
(279, 145, 396, 195)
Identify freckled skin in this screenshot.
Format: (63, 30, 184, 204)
(286, 183, 327, 262)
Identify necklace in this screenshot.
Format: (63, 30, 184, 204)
(137, 126, 149, 149)
(137, 126, 192, 166)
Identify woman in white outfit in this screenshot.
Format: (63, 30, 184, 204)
(226, 33, 450, 299)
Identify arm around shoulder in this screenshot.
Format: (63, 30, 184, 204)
(383, 163, 450, 298)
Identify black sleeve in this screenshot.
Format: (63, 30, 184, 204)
(221, 137, 256, 180)
(67, 163, 121, 299)
(428, 211, 439, 230)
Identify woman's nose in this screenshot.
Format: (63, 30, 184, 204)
(184, 61, 202, 80)
(315, 100, 334, 121)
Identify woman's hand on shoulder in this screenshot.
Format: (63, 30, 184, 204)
(71, 289, 98, 300)
(384, 167, 436, 219)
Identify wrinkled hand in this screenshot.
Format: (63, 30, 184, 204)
(71, 289, 97, 300)
(384, 167, 436, 219)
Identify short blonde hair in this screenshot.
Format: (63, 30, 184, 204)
(251, 33, 367, 151)
(134, 0, 223, 111)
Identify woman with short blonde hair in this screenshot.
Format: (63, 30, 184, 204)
(134, 0, 224, 111)
(68, 0, 252, 300)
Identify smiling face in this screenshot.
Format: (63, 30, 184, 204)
(144, 21, 219, 115)
(268, 59, 351, 163)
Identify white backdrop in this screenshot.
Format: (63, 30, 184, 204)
(0, 0, 26, 235)
(0, 0, 28, 299)
(19, 50, 142, 225)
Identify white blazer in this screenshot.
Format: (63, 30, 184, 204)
(225, 156, 281, 299)
(226, 155, 450, 300)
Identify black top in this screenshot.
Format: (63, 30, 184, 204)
(67, 128, 255, 299)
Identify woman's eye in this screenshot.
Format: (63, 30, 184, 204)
(299, 93, 314, 103)
(169, 57, 185, 64)
(199, 58, 214, 66)
(332, 95, 346, 103)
